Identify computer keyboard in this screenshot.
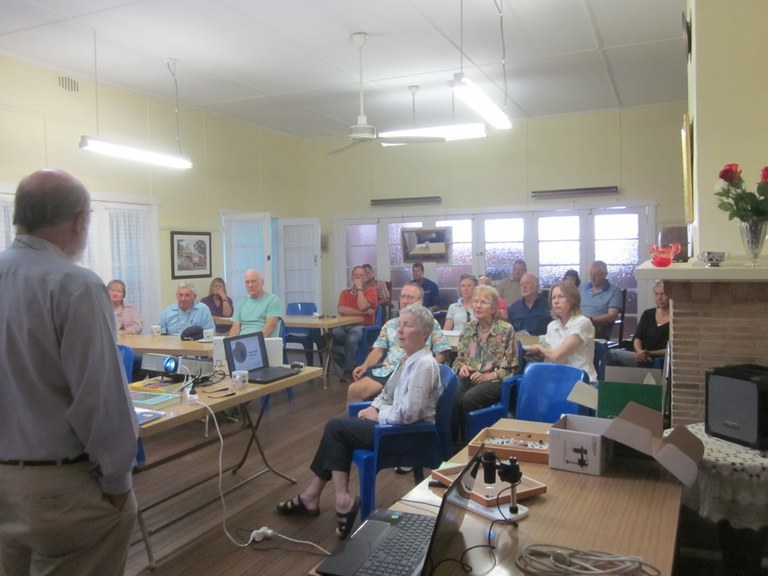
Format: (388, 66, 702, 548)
(356, 513, 436, 576)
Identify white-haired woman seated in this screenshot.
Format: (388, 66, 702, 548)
(276, 304, 442, 540)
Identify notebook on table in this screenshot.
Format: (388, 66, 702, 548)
(316, 446, 484, 576)
(222, 331, 298, 384)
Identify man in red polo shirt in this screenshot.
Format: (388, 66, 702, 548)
(332, 266, 377, 381)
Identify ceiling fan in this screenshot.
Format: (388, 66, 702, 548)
(328, 33, 444, 155)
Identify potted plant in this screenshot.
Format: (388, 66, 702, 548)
(715, 163, 768, 266)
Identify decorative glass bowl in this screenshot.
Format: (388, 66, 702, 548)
(648, 243, 681, 267)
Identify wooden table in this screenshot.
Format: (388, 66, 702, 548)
(283, 315, 361, 386)
(134, 366, 322, 568)
(391, 426, 682, 575)
(119, 334, 213, 358)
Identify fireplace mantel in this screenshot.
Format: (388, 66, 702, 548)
(634, 261, 768, 425)
(635, 259, 768, 282)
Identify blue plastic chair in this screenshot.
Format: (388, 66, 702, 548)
(465, 363, 589, 439)
(354, 305, 384, 366)
(117, 344, 134, 383)
(119, 344, 146, 465)
(348, 364, 459, 520)
(284, 302, 322, 366)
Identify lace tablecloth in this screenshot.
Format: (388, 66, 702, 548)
(683, 423, 768, 530)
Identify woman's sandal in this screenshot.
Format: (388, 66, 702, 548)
(276, 495, 319, 517)
(335, 497, 360, 540)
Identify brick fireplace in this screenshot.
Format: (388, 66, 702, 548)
(636, 263, 768, 426)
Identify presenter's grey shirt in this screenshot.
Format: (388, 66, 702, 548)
(0, 235, 138, 494)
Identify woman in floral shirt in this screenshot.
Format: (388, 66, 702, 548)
(453, 285, 519, 440)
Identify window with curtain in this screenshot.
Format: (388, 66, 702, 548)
(0, 192, 160, 333)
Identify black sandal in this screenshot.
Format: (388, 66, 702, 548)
(276, 494, 319, 516)
(335, 497, 360, 540)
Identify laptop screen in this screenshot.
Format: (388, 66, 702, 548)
(421, 445, 483, 574)
(222, 331, 269, 374)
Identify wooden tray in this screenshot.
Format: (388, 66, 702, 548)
(430, 464, 547, 507)
(469, 427, 550, 463)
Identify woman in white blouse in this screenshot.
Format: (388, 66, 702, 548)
(276, 304, 441, 540)
(443, 274, 478, 331)
(524, 281, 596, 381)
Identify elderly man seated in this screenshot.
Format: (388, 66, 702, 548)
(579, 260, 623, 340)
(507, 273, 551, 336)
(347, 282, 450, 403)
(159, 281, 215, 336)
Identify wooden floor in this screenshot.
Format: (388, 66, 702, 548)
(125, 362, 415, 576)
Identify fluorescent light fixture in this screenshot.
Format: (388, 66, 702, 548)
(530, 186, 619, 199)
(449, 73, 511, 130)
(379, 123, 488, 146)
(79, 135, 193, 169)
(371, 196, 442, 207)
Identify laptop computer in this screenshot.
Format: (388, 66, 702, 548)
(222, 331, 298, 384)
(316, 446, 485, 576)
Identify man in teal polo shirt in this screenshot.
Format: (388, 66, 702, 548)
(230, 269, 282, 337)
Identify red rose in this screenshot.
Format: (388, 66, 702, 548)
(761, 166, 768, 183)
(719, 163, 742, 185)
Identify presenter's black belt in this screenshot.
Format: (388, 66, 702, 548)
(0, 453, 89, 467)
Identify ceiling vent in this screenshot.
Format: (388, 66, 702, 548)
(58, 75, 79, 93)
(530, 186, 618, 199)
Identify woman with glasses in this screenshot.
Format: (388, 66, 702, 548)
(452, 285, 519, 440)
(443, 274, 478, 331)
(524, 281, 596, 381)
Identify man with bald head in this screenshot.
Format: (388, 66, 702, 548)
(0, 169, 138, 575)
(229, 269, 282, 337)
(507, 273, 551, 336)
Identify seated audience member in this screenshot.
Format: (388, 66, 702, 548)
(159, 281, 215, 336)
(496, 259, 527, 304)
(108, 279, 142, 335)
(411, 262, 440, 312)
(362, 263, 390, 310)
(610, 281, 669, 367)
(201, 276, 234, 334)
(525, 281, 597, 381)
(580, 260, 623, 340)
(230, 269, 281, 337)
(348, 282, 450, 402)
(507, 273, 550, 336)
(444, 274, 478, 331)
(276, 304, 441, 540)
(563, 268, 581, 287)
(478, 275, 507, 320)
(332, 266, 378, 381)
(453, 285, 519, 439)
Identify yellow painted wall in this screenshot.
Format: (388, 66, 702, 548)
(688, 0, 768, 254)
(1, 54, 685, 312)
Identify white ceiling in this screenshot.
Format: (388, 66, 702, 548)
(0, 0, 687, 140)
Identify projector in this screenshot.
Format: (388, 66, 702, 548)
(706, 364, 768, 450)
(141, 353, 214, 377)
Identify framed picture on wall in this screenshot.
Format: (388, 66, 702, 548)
(171, 231, 212, 279)
(681, 113, 694, 224)
(401, 227, 451, 263)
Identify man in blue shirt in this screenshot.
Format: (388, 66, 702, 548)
(508, 273, 551, 336)
(411, 262, 440, 312)
(159, 281, 215, 335)
(580, 260, 623, 340)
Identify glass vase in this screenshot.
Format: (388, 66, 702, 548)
(739, 220, 768, 267)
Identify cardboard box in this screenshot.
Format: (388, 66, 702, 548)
(468, 421, 551, 464)
(604, 366, 663, 384)
(603, 402, 704, 487)
(549, 414, 612, 476)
